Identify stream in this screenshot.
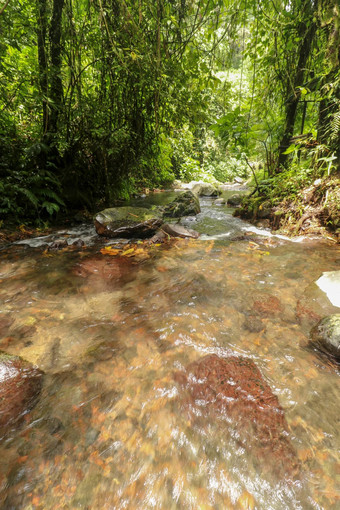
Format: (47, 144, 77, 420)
(0, 190, 339, 509)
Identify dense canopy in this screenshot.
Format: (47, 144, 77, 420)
(0, 0, 339, 229)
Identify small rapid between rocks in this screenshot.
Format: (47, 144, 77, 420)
(0, 190, 339, 509)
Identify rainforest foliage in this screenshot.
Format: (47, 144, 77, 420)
(0, 0, 339, 224)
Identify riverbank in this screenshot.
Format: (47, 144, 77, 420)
(234, 174, 340, 244)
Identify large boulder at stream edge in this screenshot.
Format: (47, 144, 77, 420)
(0, 351, 43, 438)
(191, 182, 222, 197)
(174, 354, 299, 479)
(309, 314, 340, 363)
(94, 207, 163, 238)
(162, 190, 200, 218)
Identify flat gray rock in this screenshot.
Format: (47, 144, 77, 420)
(161, 223, 200, 239)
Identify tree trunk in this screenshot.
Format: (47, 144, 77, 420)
(277, 10, 316, 169)
(36, 0, 48, 136)
(317, 0, 340, 171)
(48, 0, 65, 139)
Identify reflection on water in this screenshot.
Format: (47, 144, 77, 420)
(0, 193, 339, 509)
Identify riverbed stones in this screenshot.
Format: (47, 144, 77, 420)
(310, 314, 340, 362)
(162, 191, 200, 218)
(94, 207, 163, 238)
(0, 352, 43, 438)
(243, 314, 265, 333)
(174, 354, 299, 479)
(192, 182, 221, 197)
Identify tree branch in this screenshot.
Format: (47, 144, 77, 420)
(0, 0, 10, 16)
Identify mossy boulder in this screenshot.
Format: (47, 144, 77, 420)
(94, 207, 163, 238)
(162, 190, 200, 218)
(310, 314, 340, 362)
(191, 182, 222, 197)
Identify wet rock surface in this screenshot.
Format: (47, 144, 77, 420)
(310, 314, 340, 363)
(0, 352, 43, 438)
(162, 191, 200, 218)
(161, 223, 200, 239)
(316, 271, 340, 308)
(227, 194, 243, 206)
(174, 354, 299, 479)
(94, 207, 163, 238)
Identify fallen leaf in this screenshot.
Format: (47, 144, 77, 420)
(100, 247, 120, 256)
(121, 248, 135, 257)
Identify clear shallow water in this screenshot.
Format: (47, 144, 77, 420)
(0, 193, 339, 509)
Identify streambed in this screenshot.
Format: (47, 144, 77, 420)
(0, 192, 339, 509)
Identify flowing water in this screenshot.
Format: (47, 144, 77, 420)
(0, 191, 339, 509)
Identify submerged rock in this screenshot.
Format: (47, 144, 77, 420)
(162, 191, 200, 218)
(74, 255, 133, 281)
(0, 352, 43, 438)
(310, 314, 340, 362)
(174, 354, 299, 479)
(94, 207, 162, 238)
(161, 223, 200, 239)
(243, 314, 265, 333)
(252, 295, 283, 317)
(192, 182, 221, 197)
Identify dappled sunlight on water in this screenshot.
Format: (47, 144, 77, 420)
(0, 195, 339, 509)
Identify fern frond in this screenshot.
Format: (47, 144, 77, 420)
(18, 188, 39, 208)
(40, 188, 65, 205)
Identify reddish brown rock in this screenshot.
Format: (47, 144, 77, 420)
(0, 352, 43, 438)
(252, 295, 283, 316)
(174, 354, 299, 479)
(73, 255, 133, 281)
